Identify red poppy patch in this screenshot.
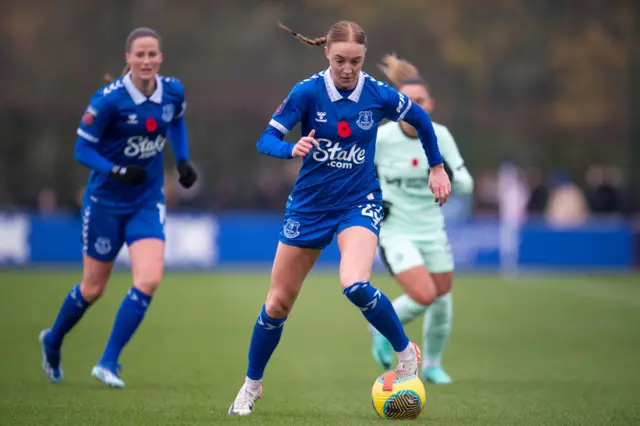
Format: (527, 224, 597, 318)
(337, 121, 351, 138)
(412, 158, 419, 167)
(82, 106, 97, 125)
(82, 112, 94, 126)
(146, 117, 157, 132)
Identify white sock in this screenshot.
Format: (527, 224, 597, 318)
(244, 376, 261, 391)
(397, 343, 415, 362)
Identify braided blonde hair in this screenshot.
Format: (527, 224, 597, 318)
(277, 20, 367, 47)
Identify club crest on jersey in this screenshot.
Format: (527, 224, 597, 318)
(283, 219, 300, 239)
(356, 111, 374, 130)
(162, 104, 175, 122)
(94, 237, 112, 255)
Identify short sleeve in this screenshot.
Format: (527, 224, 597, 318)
(268, 82, 309, 136)
(76, 92, 114, 143)
(379, 84, 412, 123)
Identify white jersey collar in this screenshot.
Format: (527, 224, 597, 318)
(323, 67, 365, 103)
(123, 72, 163, 105)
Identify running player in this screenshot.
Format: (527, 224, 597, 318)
(372, 53, 474, 384)
(39, 27, 197, 388)
(228, 21, 451, 415)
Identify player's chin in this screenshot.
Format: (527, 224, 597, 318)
(338, 77, 356, 89)
(139, 69, 156, 80)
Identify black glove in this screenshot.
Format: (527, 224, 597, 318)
(177, 160, 198, 189)
(109, 164, 147, 186)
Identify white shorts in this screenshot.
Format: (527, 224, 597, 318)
(378, 233, 453, 275)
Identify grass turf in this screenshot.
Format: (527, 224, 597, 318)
(0, 270, 639, 425)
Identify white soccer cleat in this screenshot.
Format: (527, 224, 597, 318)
(228, 383, 262, 416)
(91, 364, 125, 388)
(394, 342, 422, 380)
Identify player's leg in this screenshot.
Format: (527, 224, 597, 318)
(230, 241, 321, 415)
(421, 240, 454, 384)
(370, 236, 435, 370)
(40, 202, 121, 383)
(92, 203, 165, 388)
(422, 270, 454, 384)
(337, 204, 420, 379)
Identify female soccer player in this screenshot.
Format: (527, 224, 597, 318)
(39, 27, 197, 388)
(228, 21, 451, 416)
(371, 54, 474, 384)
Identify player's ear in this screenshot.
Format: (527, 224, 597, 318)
(324, 45, 330, 60)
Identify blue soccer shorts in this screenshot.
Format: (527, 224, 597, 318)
(80, 199, 166, 262)
(279, 202, 384, 249)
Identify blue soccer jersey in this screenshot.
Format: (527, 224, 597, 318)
(268, 68, 428, 213)
(76, 73, 187, 211)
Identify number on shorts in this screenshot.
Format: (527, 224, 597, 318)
(361, 203, 383, 229)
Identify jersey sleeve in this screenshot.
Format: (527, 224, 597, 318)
(438, 127, 464, 170)
(268, 82, 309, 136)
(379, 84, 412, 123)
(172, 79, 187, 120)
(437, 126, 474, 194)
(76, 92, 114, 143)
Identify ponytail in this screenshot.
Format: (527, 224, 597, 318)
(277, 21, 327, 47)
(103, 64, 131, 84)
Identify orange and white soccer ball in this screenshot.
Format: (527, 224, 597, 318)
(371, 371, 426, 420)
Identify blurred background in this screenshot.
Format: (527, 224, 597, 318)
(0, 0, 638, 269)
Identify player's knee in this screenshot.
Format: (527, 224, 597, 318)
(265, 292, 293, 319)
(134, 272, 162, 295)
(409, 285, 437, 306)
(339, 271, 370, 290)
(79, 279, 107, 302)
(80, 264, 111, 303)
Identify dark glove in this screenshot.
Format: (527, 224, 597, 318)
(177, 160, 198, 189)
(109, 164, 147, 186)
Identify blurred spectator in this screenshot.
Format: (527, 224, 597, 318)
(253, 166, 292, 212)
(474, 171, 500, 214)
(37, 188, 57, 216)
(525, 167, 549, 216)
(585, 165, 624, 215)
(545, 171, 589, 227)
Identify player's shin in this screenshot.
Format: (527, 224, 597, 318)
(392, 294, 429, 324)
(343, 281, 411, 357)
(246, 305, 287, 388)
(48, 284, 92, 348)
(423, 293, 452, 366)
(99, 287, 152, 366)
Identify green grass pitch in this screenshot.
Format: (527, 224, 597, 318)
(0, 270, 639, 425)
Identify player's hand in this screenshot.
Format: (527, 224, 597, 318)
(109, 164, 147, 186)
(292, 129, 319, 158)
(428, 164, 451, 206)
(177, 160, 198, 189)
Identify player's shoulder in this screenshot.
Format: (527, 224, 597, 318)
(90, 77, 127, 105)
(362, 72, 396, 98)
(159, 75, 185, 97)
(291, 70, 325, 95)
